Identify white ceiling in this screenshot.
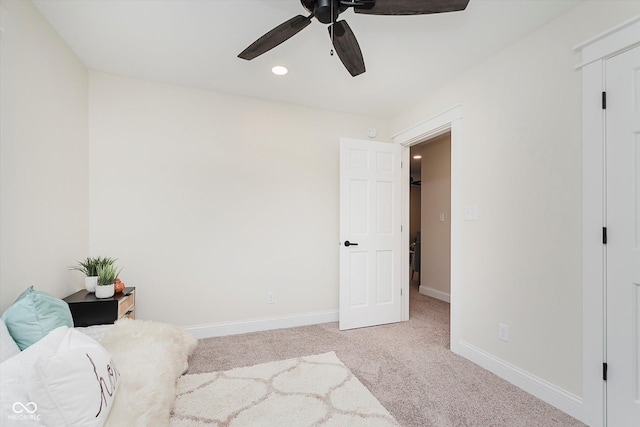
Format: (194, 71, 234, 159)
(33, 0, 581, 119)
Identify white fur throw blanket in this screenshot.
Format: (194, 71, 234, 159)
(99, 319, 197, 427)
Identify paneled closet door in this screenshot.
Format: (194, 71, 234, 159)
(605, 44, 640, 427)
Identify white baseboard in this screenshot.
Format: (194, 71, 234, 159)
(454, 340, 587, 424)
(186, 310, 339, 339)
(419, 285, 451, 303)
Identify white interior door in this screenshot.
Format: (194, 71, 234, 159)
(339, 138, 402, 330)
(606, 44, 640, 426)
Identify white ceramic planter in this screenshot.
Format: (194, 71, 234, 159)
(95, 283, 115, 299)
(85, 276, 98, 293)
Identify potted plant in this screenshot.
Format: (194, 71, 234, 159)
(95, 263, 121, 299)
(70, 256, 116, 293)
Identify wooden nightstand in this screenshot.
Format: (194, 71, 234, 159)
(64, 287, 135, 327)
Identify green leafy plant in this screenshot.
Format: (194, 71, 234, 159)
(97, 264, 121, 286)
(70, 256, 117, 277)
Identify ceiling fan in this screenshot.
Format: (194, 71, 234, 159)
(238, 0, 470, 77)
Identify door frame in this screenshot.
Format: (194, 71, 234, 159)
(392, 104, 463, 353)
(577, 15, 640, 427)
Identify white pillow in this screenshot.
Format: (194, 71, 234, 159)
(28, 328, 120, 427)
(0, 319, 20, 363)
(0, 326, 68, 427)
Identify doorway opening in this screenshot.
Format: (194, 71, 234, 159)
(409, 133, 451, 303)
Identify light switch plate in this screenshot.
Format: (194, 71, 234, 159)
(464, 205, 479, 221)
(498, 323, 509, 342)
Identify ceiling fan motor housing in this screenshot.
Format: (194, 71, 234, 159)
(301, 0, 342, 24)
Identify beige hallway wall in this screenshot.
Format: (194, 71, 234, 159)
(419, 134, 451, 299)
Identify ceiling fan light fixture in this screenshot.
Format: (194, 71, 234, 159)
(271, 65, 288, 76)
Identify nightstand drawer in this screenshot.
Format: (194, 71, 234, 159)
(118, 292, 135, 319)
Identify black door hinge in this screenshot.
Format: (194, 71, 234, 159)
(603, 227, 607, 244)
(602, 92, 607, 109)
(603, 363, 608, 381)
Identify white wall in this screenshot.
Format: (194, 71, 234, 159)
(0, 0, 89, 311)
(391, 0, 640, 399)
(88, 72, 389, 327)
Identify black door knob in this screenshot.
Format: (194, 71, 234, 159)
(344, 241, 359, 247)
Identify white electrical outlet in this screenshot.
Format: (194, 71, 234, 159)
(266, 292, 274, 304)
(439, 213, 445, 222)
(498, 323, 509, 342)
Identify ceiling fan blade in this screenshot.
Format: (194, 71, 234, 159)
(354, 0, 470, 15)
(329, 20, 365, 77)
(238, 15, 312, 60)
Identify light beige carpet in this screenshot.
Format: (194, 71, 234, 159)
(170, 352, 399, 427)
(188, 284, 585, 426)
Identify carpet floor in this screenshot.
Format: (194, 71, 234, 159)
(188, 283, 585, 427)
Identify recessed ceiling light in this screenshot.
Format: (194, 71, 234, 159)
(271, 65, 288, 76)
(413, 155, 422, 160)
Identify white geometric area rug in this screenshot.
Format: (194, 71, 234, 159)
(170, 352, 399, 427)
